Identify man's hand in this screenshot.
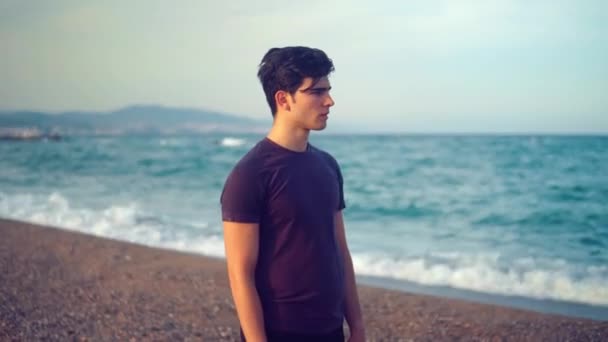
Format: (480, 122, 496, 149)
(348, 326, 366, 342)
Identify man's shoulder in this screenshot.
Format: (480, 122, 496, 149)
(309, 144, 339, 167)
(229, 138, 273, 175)
(223, 140, 268, 193)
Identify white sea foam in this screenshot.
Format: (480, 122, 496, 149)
(0, 192, 225, 258)
(352, 252, 608, 306)
(218, 137, 246, 147)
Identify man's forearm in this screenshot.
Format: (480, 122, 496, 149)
(342, 250, 365, 332)
(229, 277, 266, 341)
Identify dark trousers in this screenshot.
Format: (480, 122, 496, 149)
(240, 326, 344, 342)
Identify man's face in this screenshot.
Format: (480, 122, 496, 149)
(286, 76, 335, 131)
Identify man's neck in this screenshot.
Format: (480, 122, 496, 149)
(267, 119, 310, 152)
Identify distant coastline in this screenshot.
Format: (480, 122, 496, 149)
(0, 104, 268, 136)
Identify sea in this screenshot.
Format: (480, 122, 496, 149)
(1, 133, 607, 320)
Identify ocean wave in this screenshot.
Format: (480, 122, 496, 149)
(0, 192, 225, 258)
(217, 137, 246, 147)
(352, 252, 608, 307)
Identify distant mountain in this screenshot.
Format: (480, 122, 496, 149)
(0, 105, 269, 135)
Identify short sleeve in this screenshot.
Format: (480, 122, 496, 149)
(220, 164, 263, 223)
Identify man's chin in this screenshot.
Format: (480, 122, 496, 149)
(310, 123, 328, 131)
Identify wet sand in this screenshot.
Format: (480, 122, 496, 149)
(1, 218, 606, 341)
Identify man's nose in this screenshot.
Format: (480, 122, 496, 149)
(325, 94, 335, 107)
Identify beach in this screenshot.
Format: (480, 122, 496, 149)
(1, 218, 606, 341)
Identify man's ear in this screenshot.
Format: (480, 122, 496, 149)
(275, 90, 291, 112)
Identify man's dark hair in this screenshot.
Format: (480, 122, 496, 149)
(257, 46, 334, 116)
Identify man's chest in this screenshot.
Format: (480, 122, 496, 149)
(265, 161, 340, 220)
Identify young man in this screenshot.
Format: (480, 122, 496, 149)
(221, 46, 365, 342)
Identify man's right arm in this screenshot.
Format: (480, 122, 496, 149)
(223, 221, 266, 342)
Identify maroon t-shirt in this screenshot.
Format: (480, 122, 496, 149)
(221, 137, 346, 334)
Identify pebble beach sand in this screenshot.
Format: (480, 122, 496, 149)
(1, 218, 607, 341)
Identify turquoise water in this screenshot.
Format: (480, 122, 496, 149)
(1, 134, 607, 312)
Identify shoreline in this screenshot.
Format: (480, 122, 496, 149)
(1, 218, 607, 340)
(357, 274, 608, 322)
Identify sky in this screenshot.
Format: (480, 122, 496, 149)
(1, 0, 607, 133)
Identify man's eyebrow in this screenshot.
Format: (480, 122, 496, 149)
(300, 86, 332, 92)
